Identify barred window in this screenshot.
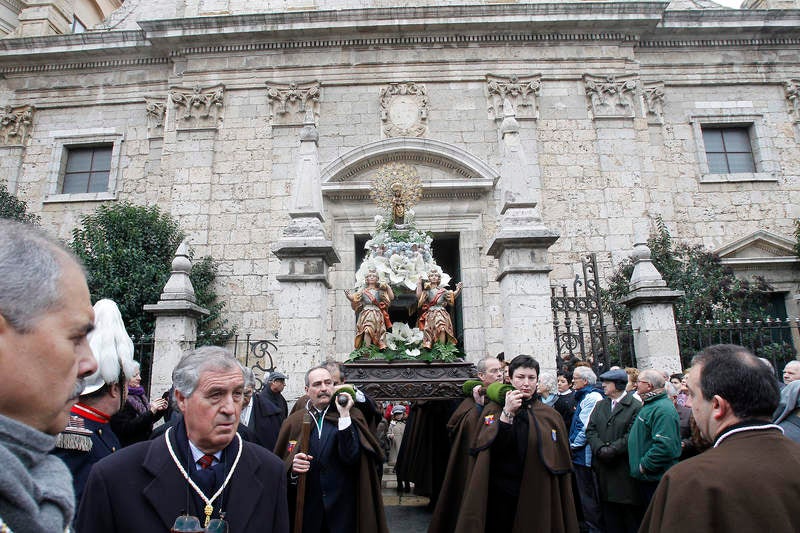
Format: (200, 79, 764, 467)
(701, 127, 756, 174)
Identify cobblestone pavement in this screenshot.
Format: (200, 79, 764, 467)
(385, 503, 432, 533)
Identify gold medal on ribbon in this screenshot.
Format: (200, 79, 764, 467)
(204, 504, 213, 527)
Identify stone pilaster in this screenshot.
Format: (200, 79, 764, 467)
(618, 241, 684, 373)
(271, 112, 340, 402)
(11, 0, 71, 37)
(143, 242, 209, 398)
(487, 227, 560, 372)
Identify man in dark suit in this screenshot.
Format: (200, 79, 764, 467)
(264, 371, 289, 420)
(275, 365, 387, 533)
(241, 367, 283, 450)
(75, 346, 289, 533)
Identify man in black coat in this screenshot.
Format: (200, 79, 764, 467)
(241, 367, 283, 450)
(263, 371, 289, 421)
(586, 369, 643, 533)
(75, 346, 289, 533)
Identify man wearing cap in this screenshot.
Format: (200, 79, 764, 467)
(586, 369, 643, 533)
(264, 371, 289, 421)
(75, 346, 289, 532)
(429, 356, 503, 533)
(240, 367, 283, 450)
(54, 298, 136, 512)
(0, 220, 98, 532)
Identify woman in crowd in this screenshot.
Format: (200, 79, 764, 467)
(110, 361, 168, 447)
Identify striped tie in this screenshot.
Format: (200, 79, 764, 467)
(197, 453, 215, 470)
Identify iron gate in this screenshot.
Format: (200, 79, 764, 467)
(551, 253, 610, 373)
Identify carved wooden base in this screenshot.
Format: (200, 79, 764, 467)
(343, 360, 476, 401)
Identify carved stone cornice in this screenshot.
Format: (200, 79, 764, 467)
(584, 74, 638, 120)
(380, 82, 429, 138)
(265, 81, 320, 126)
(0, 104, 34, 146)
(786, 80, 800, 123)
(168, 84, 224, 130)
(642, 82, 665, 125)
(145, 98, 166, 135)
(487, 74, 541, 121)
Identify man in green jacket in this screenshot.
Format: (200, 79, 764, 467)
(627, 369, 681, 508)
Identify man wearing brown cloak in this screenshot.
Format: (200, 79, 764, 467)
(640, 344, 800, 533)
(428, 356, 503, 533)
(274, 365, 388, 533)
(454, 355, 579, 533)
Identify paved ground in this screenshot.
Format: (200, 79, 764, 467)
(385, 504, 432, 533)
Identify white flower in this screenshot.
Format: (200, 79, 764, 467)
(405, 348, 421, 358)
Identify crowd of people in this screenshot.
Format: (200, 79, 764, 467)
(2, 218, 800, 533)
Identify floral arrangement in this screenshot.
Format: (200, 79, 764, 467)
(353, 213, 450, 291)
(346, 323, 463, 363)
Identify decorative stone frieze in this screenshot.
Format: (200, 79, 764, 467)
(486, 74, 541, 121)
(265, 81, 321, 126)
(379, 82, 429, 138)
(145, 99, 166, 137)
(0, 105, 34, 146)
(168, 85, 224, 130)
(642, 83, 665, 125)
(584, 74, 638, 119)
(786, 80, 800, 122)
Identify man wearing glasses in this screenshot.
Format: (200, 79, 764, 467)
(76, 346, 289, 532)
(429, 356, 503, 533)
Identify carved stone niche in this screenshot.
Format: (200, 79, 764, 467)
(144, 98, 166, 137)
(0, 104, 34, 146)
(486, 74, 541, 121)
(642, 83, 665, 125)
(265, 81, 321, 126)
(168, 85, 224, 130)
(343, 360, 475, 401)
(380, 82, 429, 138)
(584, 74, 639, 120)
(786, 80, 800, 123)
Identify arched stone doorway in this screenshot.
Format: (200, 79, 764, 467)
(321, 137, 499, 362)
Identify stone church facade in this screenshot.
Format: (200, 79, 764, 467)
(1, 0, 799, 394)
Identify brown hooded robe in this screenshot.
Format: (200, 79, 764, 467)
(274, 406, 388, 533)
(454, 400, 579, 533)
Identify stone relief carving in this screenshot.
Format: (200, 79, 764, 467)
(145, 99, 166, 133)
(379, 82, 429, 138)
(0, 105, 34, 145)
(486, 74, 541, 121)
(642, 83, 665, 124)
(265, 81, 321, 125)
(584, 74, 638, 119)
(786, 80, 800, 122)
(168, 85, 224, 129)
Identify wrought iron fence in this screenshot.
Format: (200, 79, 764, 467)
(198, 333, 278, 391)
(676, 318, 798, 372)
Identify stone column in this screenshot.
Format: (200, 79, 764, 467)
(618, 241, 684, 373)
(271, 111, 340, 402)
(488, 98, 560, 372)
(144, 242, 209, 398)
(11, 0, 72, 37)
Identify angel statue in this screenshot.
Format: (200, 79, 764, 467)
(416, 269, 463, 349)
(345, 268, 395, 350)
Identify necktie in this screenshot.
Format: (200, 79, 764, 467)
(197, 453, 215, 470)
(611, 400, 618, 411)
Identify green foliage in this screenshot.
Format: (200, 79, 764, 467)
(346, 340, 464, 363)
(0, 183, 40, 224)
(70, 202, 234, 342)
(603, 216, 772, 327)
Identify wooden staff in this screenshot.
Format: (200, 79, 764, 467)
(293, 412, 312, 533)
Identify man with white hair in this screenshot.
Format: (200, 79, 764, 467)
(54, 298, 136, 511)
(783, 360, 800, 385)
(627, 369, 681, 508)
(76, 346, 289, 532)
(569, 365, 605, 533)
(0, 220, 98, 532)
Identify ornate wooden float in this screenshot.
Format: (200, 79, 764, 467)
(343, 360, 475, 401)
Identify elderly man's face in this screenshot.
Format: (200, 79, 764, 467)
(177, 367, 244, 453)
(0, 259, 96, 435)
(306, 368, 334, 410)
(270, 379, 285, 393)
(572, 374, 588, 391)
(478, 359, 503, 387)
(783, 362, 800, 385)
